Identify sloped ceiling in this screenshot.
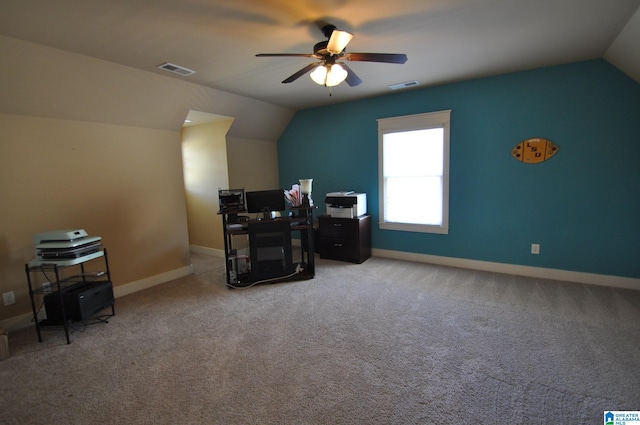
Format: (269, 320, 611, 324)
(0, 0, 639, 111)
(604, 5, 640, 82)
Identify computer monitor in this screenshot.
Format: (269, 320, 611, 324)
(246, 189, 286, 219)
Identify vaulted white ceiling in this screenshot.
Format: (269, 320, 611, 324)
(1, 0, 639, 111)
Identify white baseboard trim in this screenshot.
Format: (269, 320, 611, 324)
(183, 246, 640, 291)
(189, 245, 225, 258)
(0, 313, 33, 334)
(4, 249, 635, 332)
(0, 265, 194, 333)
(113, 265, 193, 298)
(372, 248, 640, 291)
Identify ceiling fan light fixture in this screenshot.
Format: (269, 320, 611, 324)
(326, 30, 353, 55)
(310, 64, 348, 87)
(257, 24, 407, 90)
(309, 66, 326, 85)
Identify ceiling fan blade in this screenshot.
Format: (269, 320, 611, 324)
(256, 53, 318, 58)
(282, 62, 322, 84)
(327, 29, 353, 55)
(340, 63, 363, 87)
(344, 53, 408, 64)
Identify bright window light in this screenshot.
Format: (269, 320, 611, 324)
(378, 110, 451, 234)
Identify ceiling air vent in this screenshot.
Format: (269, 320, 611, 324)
(157, 62, 196, 77)
(389, 80, 420, 90)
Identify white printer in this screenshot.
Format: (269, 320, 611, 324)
(31, 229, 102, 265)
(325, 192, 367, 218)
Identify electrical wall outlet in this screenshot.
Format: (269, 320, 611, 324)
(531, 243, 540, 255)
(2, 291, 16, 306)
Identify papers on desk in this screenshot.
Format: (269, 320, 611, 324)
(285, 184, 302, 207)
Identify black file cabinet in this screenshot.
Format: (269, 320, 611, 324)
(318, 215, 371, 264)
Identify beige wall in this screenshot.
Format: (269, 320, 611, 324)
(182, 119, 233, 250)
(0, 35, 295, 139)
(226, 137, 280, 192)
(0, 113, 190, 322)
(0, 35, 292, 327)
(181, 133, 281, 252)
(223, 136, 281, 251)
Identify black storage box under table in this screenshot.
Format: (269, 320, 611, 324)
(44, 280, 114, 324)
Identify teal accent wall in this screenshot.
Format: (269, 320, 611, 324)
(279, 60, 640, 278)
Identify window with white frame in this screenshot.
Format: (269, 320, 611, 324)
(378, 110, 450, 234)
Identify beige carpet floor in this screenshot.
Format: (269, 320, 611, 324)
(1, 253, 639, 424)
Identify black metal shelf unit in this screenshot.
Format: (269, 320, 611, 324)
(25, 249, 115, 344)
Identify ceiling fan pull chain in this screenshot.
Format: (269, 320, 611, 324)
(324, 71, 332, 96)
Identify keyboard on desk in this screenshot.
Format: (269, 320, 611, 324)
(227, 223, 247, 230)
(229, 218, 307, 230)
